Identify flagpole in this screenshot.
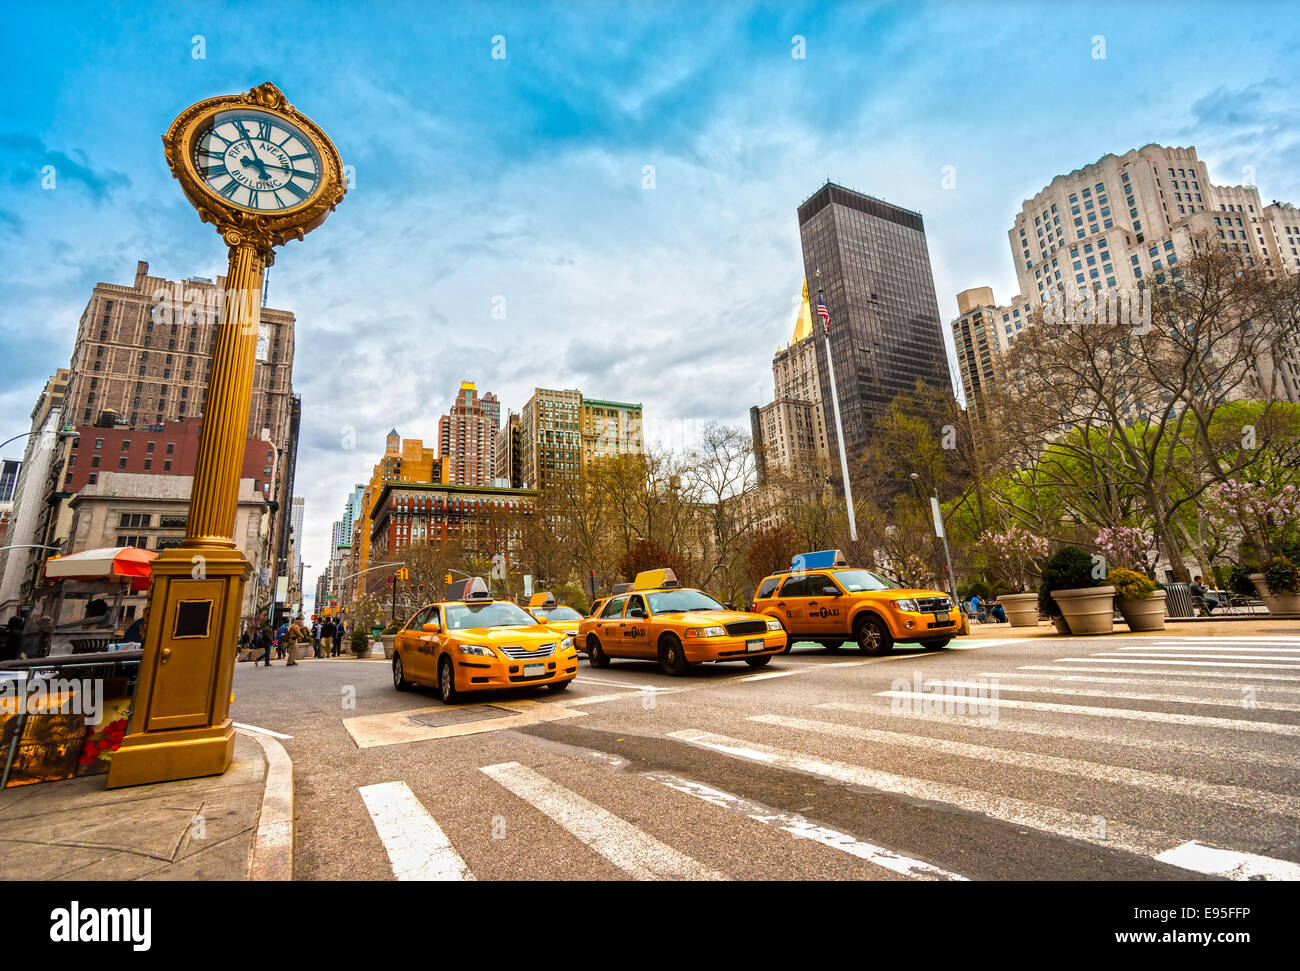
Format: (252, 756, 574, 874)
(817, 272, 857, 542)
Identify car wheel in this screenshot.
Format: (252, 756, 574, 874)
(438, 655, 459, 705)
(547, 679, 571, 692)
(822, 640, 844, 651)
(393, 653, 412, 691)
(658, 634, 690, 676)
(744, 654, 772, 668)
(587, 636, 611, 669)
(920, 637, 952, 649)
(854, 615, 894, 656)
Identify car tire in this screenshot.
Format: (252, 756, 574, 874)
(547, 679, 571, 692)
(822, 640, 844, 651)
(393, 653, 412, 691)
(587, 636, 611, 669)
(744, 654, 772, 668)
(658, 634, 690, 676)
(854, 615, 894, 656)
(438, 655, 459, 705)
(920, 637, 952, 649)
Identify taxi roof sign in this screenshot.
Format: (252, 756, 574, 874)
(528, 592, 557, 608)
(632, 568, 680, 591)
(792, 550, 847, 572)
(609, 582, 632, 596)
(445, 576, 493, 602)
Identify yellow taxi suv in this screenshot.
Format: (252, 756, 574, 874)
(753, 550, 958, 655)
(392, 577, 579, 704)
(578, 568, 786, 676)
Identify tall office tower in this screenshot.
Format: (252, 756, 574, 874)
(949, 286, 1004, 423)
(988, 144, 1300, 402)
(437, 381, 500, 487)
(796, 183, 953, 459)
(579, 398, 643, 468)
(495, 411, 522, 488)
(289, 495, 305, 597)
(519, 388, 583, 492)
(752, 281, 830, 479)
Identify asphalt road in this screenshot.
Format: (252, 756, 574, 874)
(229, 631, 1300, 881)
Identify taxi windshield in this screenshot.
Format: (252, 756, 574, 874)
(645, 588, 724, 614)
(536, 606, 582, 622)
(833, 569, 897, 592)
(445, 602, 537, 630)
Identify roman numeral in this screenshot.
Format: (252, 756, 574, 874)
(288, 153, 313, 161)
(255, 119, 272, 140)
(219, 179, 241, 200)
(234, 119, 253, 141)
(201, 163, 229, 179)
(248, 189, 261, 209)
(284, 180, 310, 199)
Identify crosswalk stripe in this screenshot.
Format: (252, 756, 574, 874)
(814, 701, 1300, 770)
(1140, 637, 1300, 644)
(358, 781, 474, 881)
(878, 690, 1300, 736)
(1054, 657, 1300, 670)
(642, 771, 967, 880)
(992, 671, 1300, 695)
(1154, 841, 1300, 881)
(1008, 666, 1300, 684)
(1115, 645, 1300, 653)
(925, 679, 1300, 713)
(479, 761, 725, 880)
(749, 713, 1300, 817)
(1092, 652, 1300, 662)
(666, 729, 1201, 866)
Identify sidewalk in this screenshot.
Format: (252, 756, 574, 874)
(0, 729, 292, 880)
(961, 616, 1300, 639)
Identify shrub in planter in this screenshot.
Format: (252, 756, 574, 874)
(382, 622, 400, 636)
(1039, 546, 1114, 635)
(1037, 546, 1095, 619)
(1108, 568, 1166, 632)
(1263, 557, 1300, 595)
(1228, 565, 1258, 599)
(350, 629, 371, 656)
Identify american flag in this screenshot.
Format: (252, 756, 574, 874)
(816, 294, 831, 334)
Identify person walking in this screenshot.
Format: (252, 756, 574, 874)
(285, 619, 305, 666)
(255, 627, 272, 667)
(334, 620, 346, 657)
(312, 619, 322, 658)
(320, 618, 336, 658)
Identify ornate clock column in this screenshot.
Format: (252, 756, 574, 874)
(108, 83, 345, 788)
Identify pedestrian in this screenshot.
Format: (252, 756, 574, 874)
(285, 619, 305, 666)
(968, 592, 984, 622)
(312, 619, 322, 658)
(321, 618, 335, 658)
(1191, 576, 1219, 615)
(255, 627, 272, 667)
(334, 620, 346, 657)
(986, 598, 1007, 623)
(275, 621, 289, 659)
(123, 606, 148, 645)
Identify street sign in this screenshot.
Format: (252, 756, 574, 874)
(523, 574, 532, 597)
(930, 496, 945, 539)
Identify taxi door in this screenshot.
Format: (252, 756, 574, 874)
(621, 594, 654, 659)
(404, 606, 438, 682)
(775, 575, 810, 635)
(597, 595, 629, 654)
(803, 573, 847, 636)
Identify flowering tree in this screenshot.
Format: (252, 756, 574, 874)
(1094, 525, 1158, 574)
(1202, 480, 1300, 560)
(978, 525, 1050, 592)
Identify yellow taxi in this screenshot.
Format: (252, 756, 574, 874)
(752, 550, 958, 655)
(392, 577, 579, 704)
(526, 592, 584, 639)
(578, 568, 786, 675)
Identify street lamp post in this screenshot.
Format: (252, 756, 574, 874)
(816, 273, 857, 542)
(912, 473, 959, 608)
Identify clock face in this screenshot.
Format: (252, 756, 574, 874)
(191, 109, 322, 212)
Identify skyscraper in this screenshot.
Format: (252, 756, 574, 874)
(437, 381, 500, 487)
(796, 183, 952, 458)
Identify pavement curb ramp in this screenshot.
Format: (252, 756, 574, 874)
(239, 728, 294, 881)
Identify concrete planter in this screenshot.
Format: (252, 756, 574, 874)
(1052, 585, 1116, 635)
(381, 634, 396, 659)
(1000, 592, 1040, 628)
(1118, 590, 1166, 632)
(1250, 573, 1300, 616)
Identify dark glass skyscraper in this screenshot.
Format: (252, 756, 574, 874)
(797, 183, 951, 460)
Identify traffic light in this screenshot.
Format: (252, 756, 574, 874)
(397, 568, 409, 582)
(444, 573, 453, 585)
(387, 574, 395, 585)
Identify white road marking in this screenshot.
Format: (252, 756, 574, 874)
(479, 761, 724, 880)
(666, 729, 1200, 865)
(358, 781, 474, 881)
(1115, 645, 1300, 653)
(1091, 652, 1300, 662)
(1155, 841, 1300, 881)
(925, 679, 1300, 713)
(232, 722, 293, 740)
(749, 713, 1300, 817)
(1139, 637, 1300, 644)
(735, 669, 802, 681)
(1006, 667, 1300, 685)
(877, 690, 1300, 736)
(990, 671, 1300, 696)
(643, 771, 967, 880)
(1053, 657, 1300, 670)
(815, 701, 1300, 770)
(577, 677, 676, 691)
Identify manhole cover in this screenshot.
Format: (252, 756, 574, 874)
(407, 705, 516, 728)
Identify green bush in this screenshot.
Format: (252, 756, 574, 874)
(962, 580, 993, 602)
(381, 622, 400, 635)
(1109, 568, 1156, 600)
(1263, 557, 1300, 595)
(350, 629, 371, 655)
(1228, 565, 1259, 598)
(1037, 546, 1098, 618)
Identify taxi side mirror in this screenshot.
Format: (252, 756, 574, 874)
(724, 602, 736, 610)
(628, 607, 646, 619)
(422, 621, 441, 633)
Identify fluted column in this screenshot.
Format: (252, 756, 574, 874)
(184, 239, 268, 548)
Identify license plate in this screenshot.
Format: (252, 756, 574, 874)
(523, 663, 545, 677)
(746, 638, 764, 652)
(933, 612, 948, 624)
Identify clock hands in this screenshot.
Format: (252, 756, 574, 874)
(240, 154, 273, 181)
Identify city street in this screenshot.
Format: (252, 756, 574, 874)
(231, 631, 1300, 881)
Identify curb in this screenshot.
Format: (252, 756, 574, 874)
(239, 728, 294, 881)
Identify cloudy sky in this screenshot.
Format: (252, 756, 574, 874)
(3, 0, 1298, 609)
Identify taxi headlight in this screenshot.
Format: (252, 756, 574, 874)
(560, 636, 575, 651)
(458, 644, 495, 657)
(893, 599, 921, 612)
(766, 619, 783, 631)
(686, 626, 727, 638)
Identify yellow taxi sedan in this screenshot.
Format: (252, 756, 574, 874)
(392, 577, 579, 704)
(578, 568, 786, 675)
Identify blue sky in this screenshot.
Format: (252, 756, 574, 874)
(3, 0, 1299, 607)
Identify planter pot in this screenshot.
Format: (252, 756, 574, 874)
(1052, 585, 1116, 635)
(1000, 592, 1040, 628)
(1118, 590, 1166, 632)
(1051, 616, 1071, 635)
(1250, 573, 1300, 616)
(381, 634, 396, 659)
